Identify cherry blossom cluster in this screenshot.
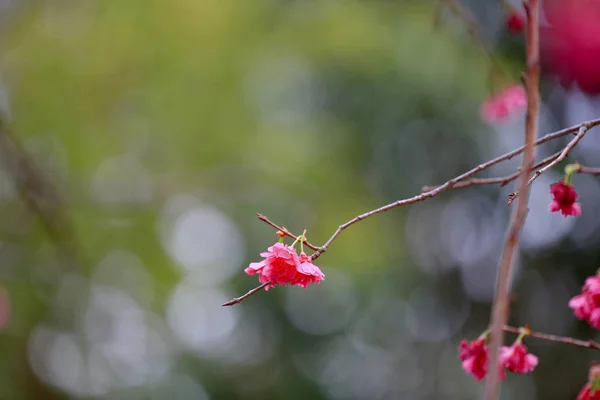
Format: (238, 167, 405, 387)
(244, 232, 325, 290)
(459, 328, 538, 381)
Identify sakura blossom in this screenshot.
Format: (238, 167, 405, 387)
(480, 84, 527, 124)
(549, 181, 581, 217)
(245, 242, 325, 290)
(570, 271, 600, 329)
(499, 342, 538, 374)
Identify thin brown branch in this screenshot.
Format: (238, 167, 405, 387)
(485, 1, 540, 399)
(261, 118, 600, 263)
(578, 165, 600, 176)
(508, 124, 592, 204)
(227, 118, 600, 306)
(421, 150, 561, 192)
(227, 114, 600, 306)
(222, 282, 269, 307)
(0, 116, 84, 268)
(309, 122, 600, 261)
(256, 213, 318, 251)
(503, 326, 600, 351)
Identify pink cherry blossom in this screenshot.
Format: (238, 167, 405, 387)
(458, 338, 506, 381)
(585, 276, 600, 299)
(569, 270, 600, 329)
(296, 253, 326, 288)
(549, 181, 581, 216)
(245, 243, 324, 290)
(499, 342, 538, 374)
(458, 339, 489, 381)
(570, 294, 595, 320)
(590, 308, 600, 330)
(480, 85, 527, 124)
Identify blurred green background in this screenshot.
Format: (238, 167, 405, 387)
(0, 0, 599, 399)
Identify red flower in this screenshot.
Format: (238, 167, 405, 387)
(458, 339, 506, 381)
(549, 181, 581, 216)
(480, 85, 527, 124)
(541, 0, 600, 95)
(458, 339, 489, 381)
(506, 10, 526, 33)
(577, 384, 600, 400)
(245, 243, 325, 290)
(499, 342, 538, 374)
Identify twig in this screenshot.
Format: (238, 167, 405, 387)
(503, 326, 600, 351)
(309, 123, 600, 261)
(485, 2, 540, 399)
(256, 213, 318, 251)
(263, 116, 600, 262)
(0, 116, 84, 268)
(441, 0, 502, 67)
(226, 118, 600, 306)
(508, 124, 592, 204)
(222, 282, 269, 307)
(421, 151, 561, 191)
(578, 165, 600, 176)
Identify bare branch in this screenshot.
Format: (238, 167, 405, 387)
(508, 123, 592, 204)
(309, 121, 600, 261)
(256, 213, 318, 251)
(503, 326, 600, 351)
(226, 117, 600, 306)
(0, 116, 84, 268)
(422, 150, 561, 192)
(222, 282, 269, 307)
(578, 165, 600, 176)
(485, 1, 540, 399)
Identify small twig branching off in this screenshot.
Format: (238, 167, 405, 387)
(508, 123, 592, 204)
(503, 326, 600, 351)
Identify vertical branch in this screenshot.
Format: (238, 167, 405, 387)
(484, 1, 539, 399)
(0, 116, 83, 269)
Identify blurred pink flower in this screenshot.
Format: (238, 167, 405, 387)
(458, 338, 489, 381)
(570, 270, 600, 329)
(499, 342, 538, 374)
(245, 243, 324, 290)
(480, 85, 527, 124)
(549, 181, 581, 216)
(570, 294, 594, 320)
(458, 338, 506, 381)
(505, 10, 526, 33)
(0, 288, 10, 331)
(586, 275, 600, 297)
(541, 0, 600, 94)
